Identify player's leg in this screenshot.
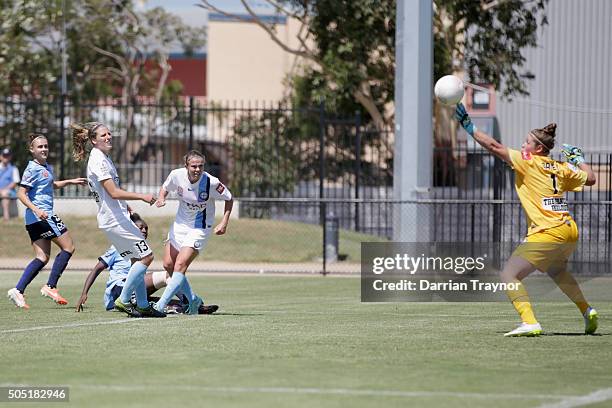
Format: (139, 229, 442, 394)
(154, 246, 198, 313)
(41, 227, 75, 304)
(8, 239, 51, 308)
(145, 270, 169, 296)
(500, 255, 541, 337)
(545, 222, 597, 333)
(105, 223, 163, 317)
(548, 267, 598, 334)
(162, 239, 179, 276)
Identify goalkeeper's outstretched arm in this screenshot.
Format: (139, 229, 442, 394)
(454, 103, 510, 165)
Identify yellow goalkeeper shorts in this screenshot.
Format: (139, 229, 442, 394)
(512, 219, 579, 272)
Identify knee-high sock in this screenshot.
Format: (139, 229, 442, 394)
(506, 282, 538, 324)
(47, 250, 72, 288)
(551, 270, 589, 314)
(16, 258, 46, 293)
(133, 280, 149, 309)
(155, 272, 186, 312)
(179, 278, 195, 302)
(119, 261, 148, 305)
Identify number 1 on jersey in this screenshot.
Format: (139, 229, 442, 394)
(550, 174, 558, 194)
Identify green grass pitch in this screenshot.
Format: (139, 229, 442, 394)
(1, 271, 611, 407)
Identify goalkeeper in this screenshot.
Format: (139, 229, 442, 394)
(454, 103, 598, 337)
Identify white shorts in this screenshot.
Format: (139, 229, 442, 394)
(102, 222, 153, 260)
(168, 222, 211, 253)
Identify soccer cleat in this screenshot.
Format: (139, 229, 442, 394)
(186, 295, 203, 315)
(199, 304, 219, 315)
(7, 288, 30, 309)
(40, 285, 68, 305)
(504, 322, 542, 337)
(114, 298, 143, 318)
(137, 302, 166, 318)
(584, 307, 598, 335)
(164, 305, 182, 315)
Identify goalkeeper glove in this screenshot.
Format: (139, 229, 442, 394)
(454, 103, 476, 136)
(561, 143, 585, 165)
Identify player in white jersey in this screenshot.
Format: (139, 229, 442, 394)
(153, 150, 232, 314)
(71, 121, 165, 318)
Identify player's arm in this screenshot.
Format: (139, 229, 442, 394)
(454, 103, 511, 165)
(214, 198, 233, 235)
(16, 185, 48, 220)
(579, 163, 596, 186)
(76, 261, 107, 312)
(53, 178, 87, 189)
(155, 186, 169, 208)
(100, 178, 156, 204)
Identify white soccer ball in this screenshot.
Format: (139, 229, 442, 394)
(434, 75, 465, 105)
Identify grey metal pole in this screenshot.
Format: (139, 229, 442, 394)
(393, 0, 433, 241)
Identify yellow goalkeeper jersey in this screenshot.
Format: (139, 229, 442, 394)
(508, 149, 588, 236)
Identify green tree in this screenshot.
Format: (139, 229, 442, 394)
(0, 0, 206, 168)
(0, 0, 205, 102)
(198, 0, 548, 131)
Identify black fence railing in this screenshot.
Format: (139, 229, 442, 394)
(2, 96, 611, 253)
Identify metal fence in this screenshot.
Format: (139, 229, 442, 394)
(1, 96, 612, 273)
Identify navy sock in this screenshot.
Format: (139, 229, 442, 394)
(47, 250, 73, 288)
(16, 258, 46, 293)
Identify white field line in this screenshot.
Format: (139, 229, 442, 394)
(536, 388, 612, 408)
(59, 384, 577, 401)
(0, 318, 142, 334)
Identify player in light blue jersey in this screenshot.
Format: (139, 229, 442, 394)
(154, 150, 230, 314)
(7, 134, 86, 309)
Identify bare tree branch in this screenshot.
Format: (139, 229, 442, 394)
(90, 45, 128, 74)
(241, 0, 317, 62)
(263, 0, 302, 19)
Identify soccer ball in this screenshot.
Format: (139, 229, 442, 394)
(434, 75, 465, 105)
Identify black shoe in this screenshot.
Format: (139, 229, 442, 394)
(137, 302, 166, 318)
(114, 298, 143, 318)
(199, 304, 219, 315)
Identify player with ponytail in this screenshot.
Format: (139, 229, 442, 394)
(454, 103, 598, 337)
(7, 133, 86, 309)
(71, 122, 165, 318)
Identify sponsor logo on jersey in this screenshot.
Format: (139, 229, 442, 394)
(216, 184, 225, 194)
(120, 250, 133, 257)
(186, 201, 207, 210)
(542, 197, 569, 213)
(521, 150, 532, 160)
(42, 170, 49, 178)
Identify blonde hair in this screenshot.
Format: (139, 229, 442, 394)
(529, 123, 557, 152)
(71, 122, 105, 161)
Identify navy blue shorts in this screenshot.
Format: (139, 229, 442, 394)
(25, 215, 68, 242)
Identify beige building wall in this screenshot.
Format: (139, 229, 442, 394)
(207, 16, 305, 102)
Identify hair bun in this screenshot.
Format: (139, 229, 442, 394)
(543, 123, 557, 138)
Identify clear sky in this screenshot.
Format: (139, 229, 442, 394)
(139, 0, 276, 27)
